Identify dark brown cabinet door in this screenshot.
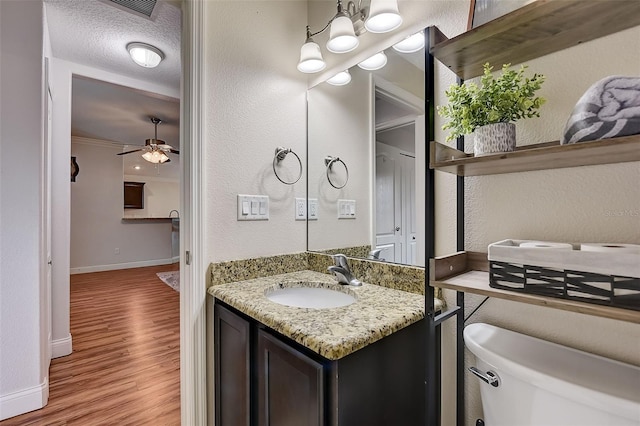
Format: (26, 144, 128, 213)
(214, 304, 251, 426)
(257, 330, 324, 426)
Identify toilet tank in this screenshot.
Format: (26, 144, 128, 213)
(464, 323, 640, 426)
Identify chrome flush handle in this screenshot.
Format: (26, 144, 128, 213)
(468, 367, 500, 387)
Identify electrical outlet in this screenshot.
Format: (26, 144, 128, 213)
(295, 198, 306, 220)
(308, 198, 318, 220)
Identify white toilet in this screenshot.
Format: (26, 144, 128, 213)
(464, 323, 640, 426)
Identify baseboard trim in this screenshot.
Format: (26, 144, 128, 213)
(0, 377, 48, 421)
(51, 334, 72, 358)
(70, 258, 175, 274)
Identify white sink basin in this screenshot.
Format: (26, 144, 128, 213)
(266, 285, 356, 309)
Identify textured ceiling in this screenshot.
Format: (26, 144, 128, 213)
(45, 0, 181, 148)
(45, 0, 181, 89)
(72, 76, 180, 147)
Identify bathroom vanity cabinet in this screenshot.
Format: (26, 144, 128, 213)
(214, 301, 426, 426)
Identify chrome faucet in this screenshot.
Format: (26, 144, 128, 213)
(368, 249, 383, 260)
(327, 254, 362, 286)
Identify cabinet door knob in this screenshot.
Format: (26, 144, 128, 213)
(395, 226, 400, 232)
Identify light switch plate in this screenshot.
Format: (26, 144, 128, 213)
(337, 199, 356, 219)
(237, 194, 269, 221)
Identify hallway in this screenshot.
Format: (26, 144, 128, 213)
(1, 265, 180, 425)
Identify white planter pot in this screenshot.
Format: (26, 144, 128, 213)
(473, 122, 516, 156)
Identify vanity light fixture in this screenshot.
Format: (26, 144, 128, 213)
(365, 0, 402, 33)
(357, 51, 387, 70)
(392, 32, 425, 53)
(327, 70, 352, 86)
(127, 42, 164, 68)
(297, 0, 402, 73)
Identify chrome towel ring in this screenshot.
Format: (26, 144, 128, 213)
(273, 147, 302, 185)
(324, 156, 349, 189)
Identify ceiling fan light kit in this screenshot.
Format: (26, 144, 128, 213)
(117, 116, 179, 164)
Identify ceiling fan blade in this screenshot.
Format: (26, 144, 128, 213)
(164, 158, 172, 163)
(117, 148, 143, 155)
(169, 149, 180, 154)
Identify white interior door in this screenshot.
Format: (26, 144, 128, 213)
(375, 144, 403, 263)
(375, 142, 417, 265)
(404, 154, 417, 265)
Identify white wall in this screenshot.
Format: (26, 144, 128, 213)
(432, 25, 640, 426)
(204, 1, 308, 263)
(0, 0, 49, 419)
(70, 139, 174, 273)
(307, 67, 372, 252)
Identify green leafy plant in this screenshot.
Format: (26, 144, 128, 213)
(437, 63, 546, 141)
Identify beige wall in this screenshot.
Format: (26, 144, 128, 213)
(0, 0, 48, 416)
(433, 26, 640, 426)
(70, 139, 174, 272)
(204, 1, 309, 263)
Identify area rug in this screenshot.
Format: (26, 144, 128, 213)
(157, 271, 180, 292)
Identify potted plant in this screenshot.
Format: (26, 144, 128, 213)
(437, 63, 546, 156)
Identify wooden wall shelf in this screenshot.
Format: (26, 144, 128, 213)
(430, 135, 640, 176)
(429, 252, 640, 324)
(429, 0, 640, 80)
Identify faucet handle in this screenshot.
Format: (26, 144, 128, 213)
(332, 253, 349, 269)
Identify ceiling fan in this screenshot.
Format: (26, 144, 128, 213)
(117, 117, 179, 164)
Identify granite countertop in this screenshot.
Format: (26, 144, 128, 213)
(209, 270, 443, 360)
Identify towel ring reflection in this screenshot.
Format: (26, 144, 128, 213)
(273, 147, 302, 185)
(324, 156, 349, 189)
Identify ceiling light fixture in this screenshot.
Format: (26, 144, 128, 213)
(357, 51, 387, 70)
(392, 32, 425, 53)
(297, 0, 402, 73)
(327, 70, 352, 86)
(117, 117, 179, 164)
(127, 42, 164, 68)
(142, 150, 170, 164)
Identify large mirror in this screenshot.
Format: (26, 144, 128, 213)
(307, 32, 426, 266)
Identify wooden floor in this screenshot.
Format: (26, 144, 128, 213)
(1, 264, 181, 426)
